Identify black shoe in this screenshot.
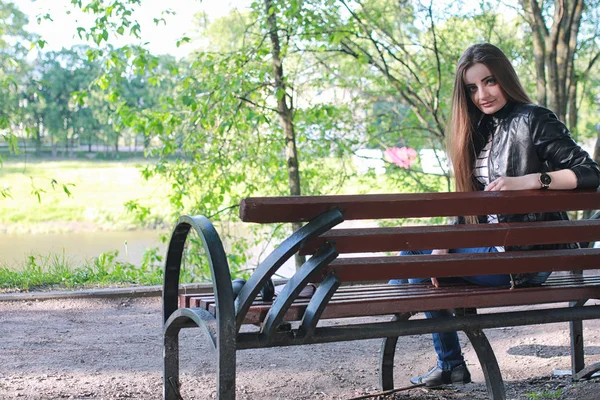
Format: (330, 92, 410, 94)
(410, 364, 471, 388)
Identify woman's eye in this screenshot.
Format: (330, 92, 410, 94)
(467, 86, 477, 93)
(486, 78, 497, 85)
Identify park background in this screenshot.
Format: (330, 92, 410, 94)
(1, 0, 599, 291)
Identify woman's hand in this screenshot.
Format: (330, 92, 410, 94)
(485, 170, 578, 191)
(485, 175, 539, 191)
(430, 249, 448, 287)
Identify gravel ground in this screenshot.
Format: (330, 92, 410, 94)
(1, 297, 599, 399)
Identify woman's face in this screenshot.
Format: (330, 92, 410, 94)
(463, 63, 507, 115)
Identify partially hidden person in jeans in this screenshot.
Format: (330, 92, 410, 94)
(390, 43, 600, 389)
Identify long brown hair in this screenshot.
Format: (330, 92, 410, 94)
(447, 44, 531, 222)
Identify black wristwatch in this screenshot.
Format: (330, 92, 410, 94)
(539, 172, 552, 189)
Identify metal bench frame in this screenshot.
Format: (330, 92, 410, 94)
(162, 191, 600, 400)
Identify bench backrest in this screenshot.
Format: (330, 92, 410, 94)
(240, 190, 600, 282)
(240, 190, 600, 222)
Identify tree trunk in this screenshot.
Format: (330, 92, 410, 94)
(544, 0, 563, 119)
(520, 0, 596, 221)
(35, 118, 42, 156)
(567, 78, 578, 140)
(50, 130, 57, 157)
(521, 0, 548, 107)
(520, 0, 584, 124)
(70, 134, 75, 158)
(531, 33, 547, 107)
(594, 130, 600, 167)
(265, 0, 305, 269)
(565, 0, 584, 131)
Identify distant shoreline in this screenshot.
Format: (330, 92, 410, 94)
(0, 222, 166, 235)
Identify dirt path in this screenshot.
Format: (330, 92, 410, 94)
(1, 297, 599, 399)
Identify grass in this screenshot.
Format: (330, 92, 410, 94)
(0, 250, 164, 291)
(525, 389, 563, 400)
(0, 246, 222, 291)
(0, 158, 173, 232)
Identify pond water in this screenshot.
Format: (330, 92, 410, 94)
(0, 230, 168, 270)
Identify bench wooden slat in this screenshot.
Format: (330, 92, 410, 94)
(204, 277, 600, 324)
(300, 220, 600, 255)
(178, 275, 598, 310)
(183, 275, 600, 324)
(181, 282, 476, 308)
(317, 283, 600, 319)
(240, 190, 600, 223)
(323, 248, 600, 281)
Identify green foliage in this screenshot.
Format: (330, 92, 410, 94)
(0, 239, 252, 290)
(0, 249, 163, 290)
(71, 0, 142, 44)
(0, 252, 73, 290)
(124, 200, 152, 225)
(0, 1, 36, 161)
(525, 388, 563, 400)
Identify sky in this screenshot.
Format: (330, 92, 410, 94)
(19, 0, 253, 58)
(18, 0, 517, 59)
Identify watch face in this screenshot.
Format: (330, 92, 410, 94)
(541, 173, 552, 185)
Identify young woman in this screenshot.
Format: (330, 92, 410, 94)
(394, 43, 600, 388)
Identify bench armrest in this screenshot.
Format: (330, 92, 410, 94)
(163, 215, 235, 329)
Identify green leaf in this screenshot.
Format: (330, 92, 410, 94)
(176, 37, 191, 47)
(63, 185, 73, 197)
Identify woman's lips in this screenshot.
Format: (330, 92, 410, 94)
(480, 100, 496, 108)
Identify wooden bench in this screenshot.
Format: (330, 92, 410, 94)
(162, 190, 600, 400)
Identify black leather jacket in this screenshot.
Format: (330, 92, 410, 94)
(473, 102, 600, 195)
(468, 102, 600, 285)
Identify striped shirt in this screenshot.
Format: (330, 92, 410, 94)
(474, 134, 505, 252)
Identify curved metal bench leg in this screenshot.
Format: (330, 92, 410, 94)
(163, 216, 237, 400)
(164, 325, 182, 400)
(216, 320, 237, 400)
(164, 320, 237, 400)
(379, 313, 411, 391)
(570, 299, 588, 377)
(464, 328, 506, 400)
(570, 318, 584, 375)
(570, 298, 597, 382)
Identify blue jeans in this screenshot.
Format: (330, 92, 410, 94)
(390, 247, 550, 370)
